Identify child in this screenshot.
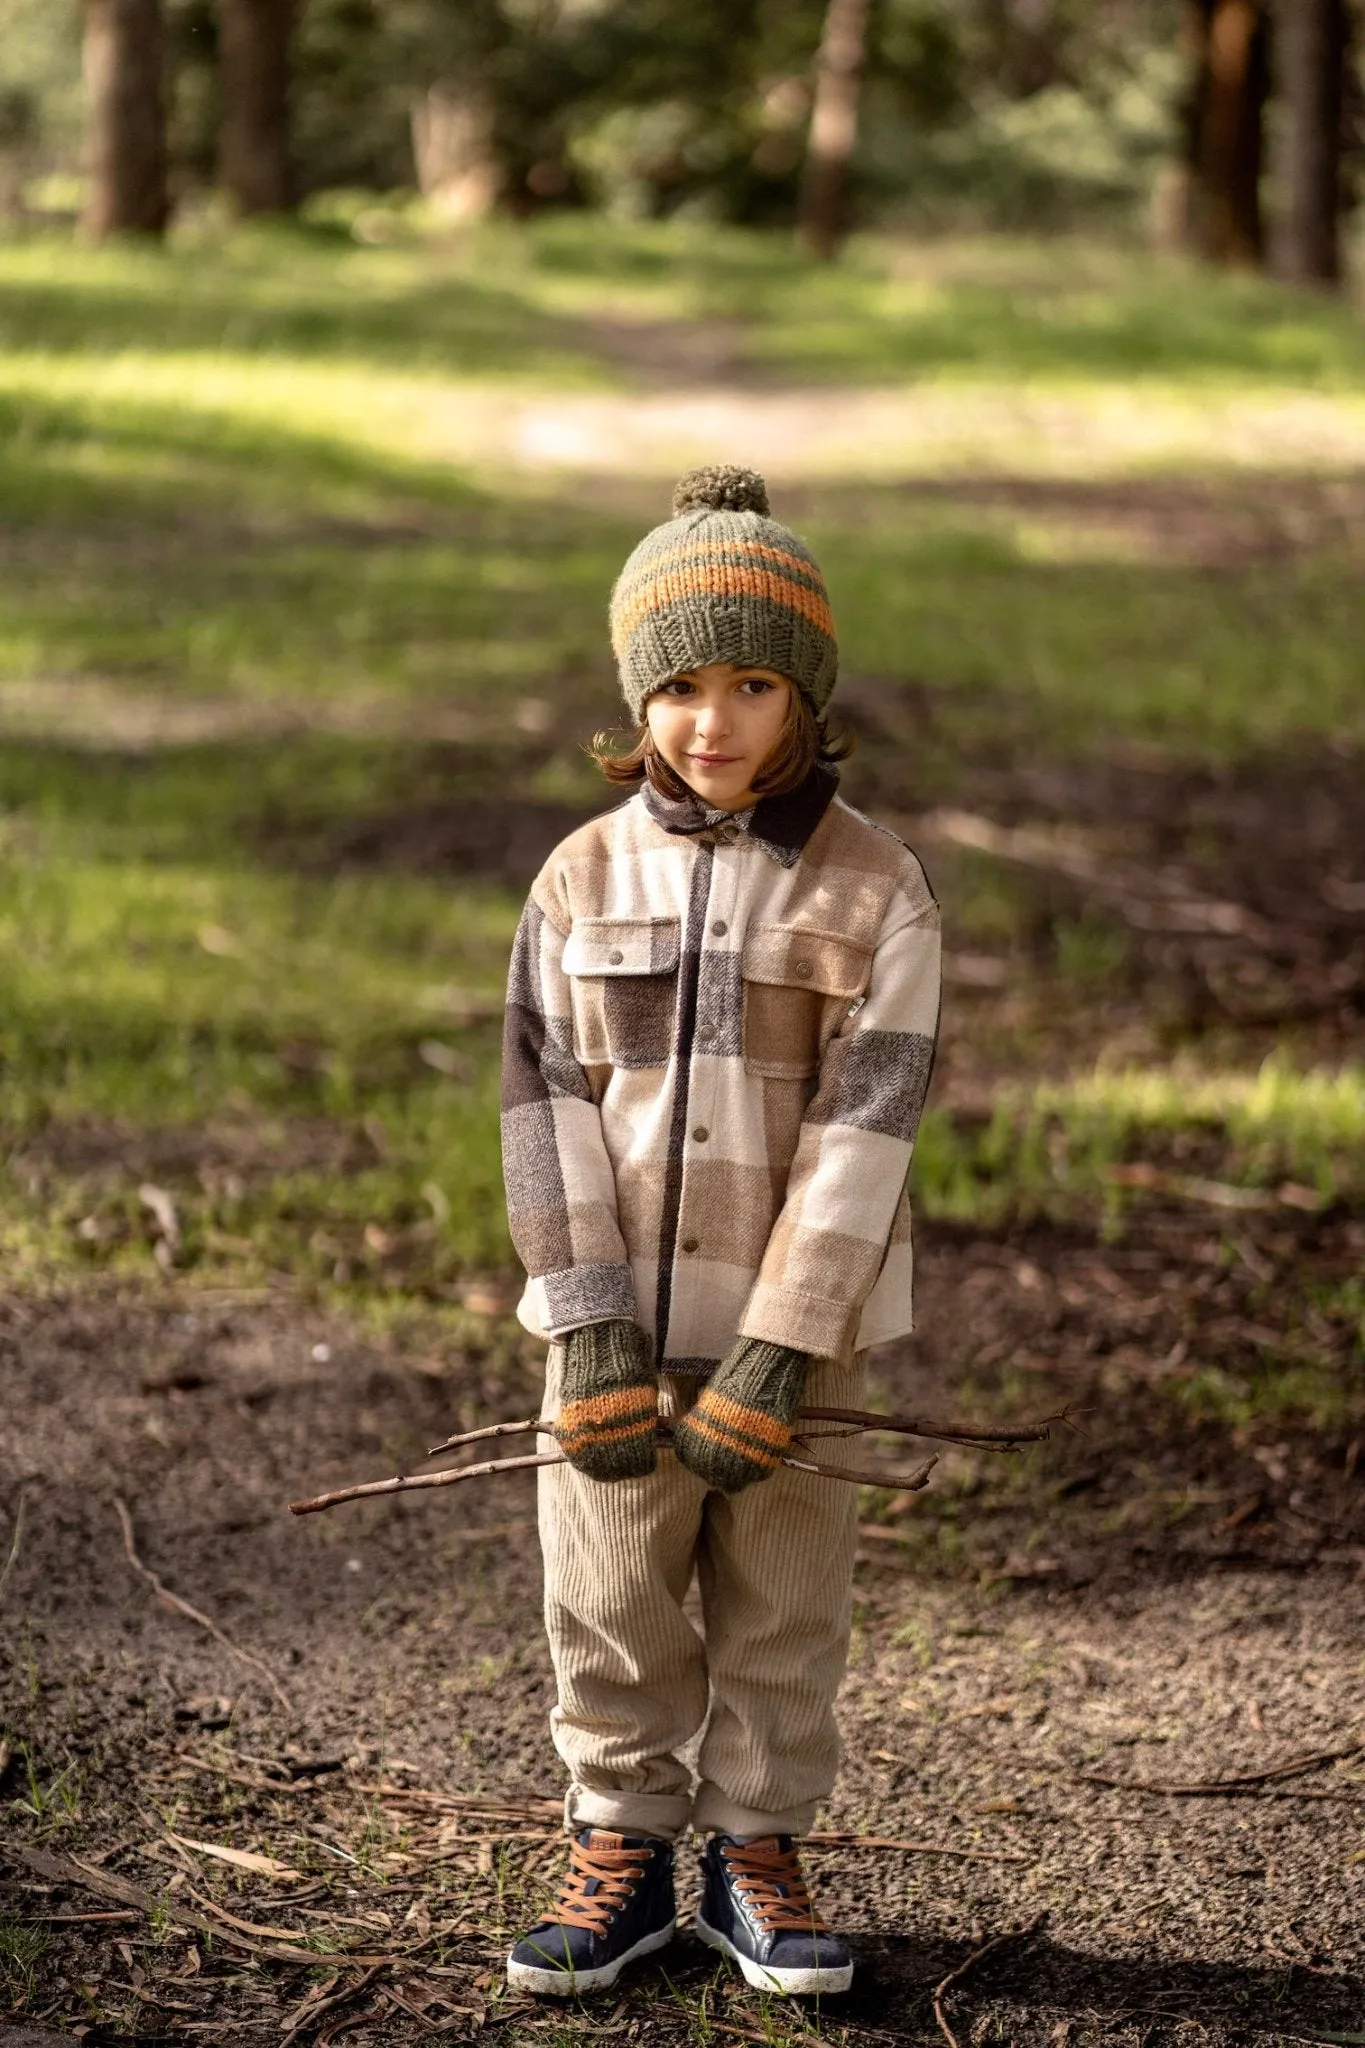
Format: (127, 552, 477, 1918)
(500, 465, 941, 1998)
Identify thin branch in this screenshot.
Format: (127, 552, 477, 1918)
(933, 1912, 1048, 2048)
(1074, 1740, 1363, 1797)
(289, 1445, 938, 1518)
(8, 1843, 379, 1968)
(113, 1495, 291, 1712)
(422, 1407, 1059, 1462)
(289, 1452, 561, 1516)
(784, 1451, 939, 1490)
(425, 1417, 540, 1457)
(798, 1405, 1062, 1449)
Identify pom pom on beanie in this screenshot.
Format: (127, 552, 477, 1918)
(670, 464, 771, 518)
(609, 467, 837, 722)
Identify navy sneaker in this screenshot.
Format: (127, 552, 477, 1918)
(506, 1828, 676, 1996)
(695, 1833, 853, 1995)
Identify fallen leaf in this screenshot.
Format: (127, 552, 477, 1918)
(167, 1831, 304, 1880)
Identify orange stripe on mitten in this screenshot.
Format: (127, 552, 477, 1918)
(672, 1339, 812, 1493)
(553, 1321, 659, 1481)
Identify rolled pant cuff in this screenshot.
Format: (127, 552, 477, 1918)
(566, 1784, 693, 1842)
(690, 1787, 820, 1839)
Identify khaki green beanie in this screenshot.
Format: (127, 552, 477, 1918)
(609, 466, 838, 721)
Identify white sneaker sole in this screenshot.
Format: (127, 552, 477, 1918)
(694, 1910, 854, 1995)
(506, 1917, 676, 1997)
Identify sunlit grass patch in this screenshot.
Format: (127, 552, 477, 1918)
(914, 1056, 1365, 1226)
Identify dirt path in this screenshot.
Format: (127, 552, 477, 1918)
(3, 1209, 1362, 2044)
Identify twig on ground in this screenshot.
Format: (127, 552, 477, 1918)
(8, 1843, 375, 1968)
(805, 1831, 1027, 1863)
(932, 1911, 1048, 2048)
(1074, 1740, 1363, 1797)
(0, 1488, 26, 1605)
(113, 1495, 291, 1712)
(280, 1965, 389, 2046)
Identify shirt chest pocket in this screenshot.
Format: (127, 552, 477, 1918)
(562, 916, 681, 1070)
(741, 924, 872, 1080)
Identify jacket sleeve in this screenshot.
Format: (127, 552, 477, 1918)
(737, 861, 941, 1359)
(500, 891, 639, 1336)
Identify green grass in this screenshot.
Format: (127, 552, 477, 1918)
(0, 215, 1360, 1306)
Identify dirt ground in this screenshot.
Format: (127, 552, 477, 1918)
(2, 1190, 1363, 2046)
(3, 723, 1364, 2045)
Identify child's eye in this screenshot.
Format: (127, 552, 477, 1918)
(737, 676, 774, 695)
(659, 678, 695, 697)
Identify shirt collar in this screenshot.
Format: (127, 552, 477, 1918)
(641, 764, 838, 869)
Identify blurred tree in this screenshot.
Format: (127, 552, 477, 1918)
(219, 0, 299, 212)
(82, 0, 171, 235)
(0, 86, 38, 218)
(799, 0, 872, 255)
(1270, 0, 1349, 283)
(1182, 0, 1269, 264)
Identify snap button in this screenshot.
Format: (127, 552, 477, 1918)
(692, 1126, 709, 1143)
(697, 1022, 715, 1042)
(681, 1237, 700, 1254)
(711, 920, 728, 937)
(607, 948, 624, 965)
(794, 960, 813, 978)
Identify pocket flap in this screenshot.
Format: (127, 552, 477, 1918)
(563, 916, 681, 978)
(743, 923, 870, 999)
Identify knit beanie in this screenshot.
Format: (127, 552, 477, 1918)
(609, 465, 838, 722)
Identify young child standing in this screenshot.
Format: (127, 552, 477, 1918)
(500, 466, 941, 1998)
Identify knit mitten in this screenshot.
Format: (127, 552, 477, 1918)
(671, 1338, 812, 1493)
(552, 1320, 659, 1482)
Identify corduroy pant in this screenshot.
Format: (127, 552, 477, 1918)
(537, 1346, 866, 1841)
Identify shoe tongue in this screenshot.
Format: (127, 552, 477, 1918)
(583, 1829, 626, 1849)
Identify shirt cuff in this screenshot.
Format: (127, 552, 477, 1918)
(539, 1262, 638, 1337)
(738, 1282, 856, 1361)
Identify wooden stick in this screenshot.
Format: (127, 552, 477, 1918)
(800, 1405, 1059, 1447)
(289, 1452, 560, 1516)
(1074, 1740, 1363, 1798)
(289, 1446, 938, 1517)
(425, 1417, 541, 1457)
(422, 1406, 1059, 1462)
(784, 1451, 939, 1490)
(933, 1912, 1048, 2048)
(113, 1496, 291, 1712)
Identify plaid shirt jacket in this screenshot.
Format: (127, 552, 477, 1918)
(501, 767, 941, 1371)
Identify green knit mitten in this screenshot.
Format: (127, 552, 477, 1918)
(671, 1338, 812, 1493)
(552, 1320, 659, 1482)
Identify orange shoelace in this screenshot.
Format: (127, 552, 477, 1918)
(720, 1837, 828, 1933)
(543, 1835, 652, 1936)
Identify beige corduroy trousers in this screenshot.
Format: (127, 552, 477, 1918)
(537, 1346, 866, 1841)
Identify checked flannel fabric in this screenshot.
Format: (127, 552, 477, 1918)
(500, 768, 941, 1371)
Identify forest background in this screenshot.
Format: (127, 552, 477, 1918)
(0, 4, 1364, 2046)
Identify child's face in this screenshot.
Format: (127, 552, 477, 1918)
(645, 661, 792, 812)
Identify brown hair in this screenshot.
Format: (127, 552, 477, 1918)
(590, 685, 853, 802)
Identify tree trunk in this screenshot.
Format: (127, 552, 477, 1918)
(798, 0, 871, 261)
(219, 0, 299, 216)
(1270, 0, 1347, 283)
(1184, 0, 1270, 265)
(82, 0, 169, 238)
(411, 83, 499, 220)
